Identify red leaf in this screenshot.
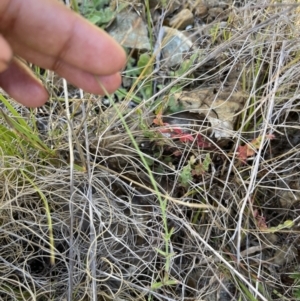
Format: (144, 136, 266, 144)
(237, 145, 248, 163)
(238, 134, 275, 162)
(173, 149, 182, 156)
(178, 134, 194, 143)
(253, 209, 268, 230)
(172, 127, 184, 135)
(196, 134, 211, 148)
(153, 111, 164, 126)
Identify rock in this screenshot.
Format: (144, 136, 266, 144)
(279, 190, 300, 207)
(161, 27, 194, 67)
(189, 0, 208, 18)
(148, 0, 159, 8)
(165, 0, 181, 16)
(107, 10, 151, 50)
(195, 5, 208, 18)
(169, 9, 194, 30)
(207, 7, 228, 22)
(165, 88, 246, 138)
(145, 0, 180, 14)
(206, 117, 234, 139)
(273, 245, 297, 266)
(264, 233, 279, 245)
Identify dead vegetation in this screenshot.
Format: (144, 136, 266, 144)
(1, 1, 300, 301)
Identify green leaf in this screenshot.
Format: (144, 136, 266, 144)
(179, 163, 192, 188)
(88, 14, 103, 24)
(268, 219, 294, 233)
(295, 289, 300, 299)
(165, 94, 185, 114)
(137, 53, 152, 76)
(151, 282, 163, 290)
(164, 279, 178, 286)
(174, 52, 199, 77)
(283, 220, 294, 228)
(21, 170, 55, 265)
(290, 272, 300, 279)
(115, 88, 142, 103)
(239, 283, 259, 301)
(164, 227, 174, 240)
(87, 8, 114, 26)
(143, 85, 153, 99)
(0, 94, 54, 156)
(93, 0, 109, 9)
(137, 53, 153, 98)
(144, 156, 154, 166)
(202, 153, 211, 172)
(155, 248, 167, 257)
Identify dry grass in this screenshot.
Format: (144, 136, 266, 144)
(1, 1, 300, 300)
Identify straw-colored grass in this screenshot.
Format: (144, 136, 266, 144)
(1, 1, 300, 300)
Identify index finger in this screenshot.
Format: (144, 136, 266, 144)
(0, 0, 126, 75)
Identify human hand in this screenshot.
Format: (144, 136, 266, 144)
(0, 0, 126, 107)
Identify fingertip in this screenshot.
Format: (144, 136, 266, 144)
(72, 72, 123, 96)
(72, 19, 127, 75)
(112, 43, 127, 73)
(19, 83, 49, 108)
(0, 58, 49, 108)
(96, 72, 123, 95)
(102, 31, 127, 72)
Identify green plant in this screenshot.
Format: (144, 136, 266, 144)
(0, 94, 54, 158)
(116, 52, 154, 104)
(103, 93, 177, 292)
(289, 272, 300, 300)
(79, 0, 125, 27)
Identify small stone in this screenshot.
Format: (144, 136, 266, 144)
(273, 245, 297, 266)
(102, 98, 111, 106)
(169, 9, 194, 30)
(192, 0, 208, 17)
(207, 7, 228, 22)
(170, 88, 246, 138)
(161, 27, 194, 67)
(196, 5, 208, 17)
(107, 10, 151, 50)
(146, 0, 180, 14)
(148, 0, 159, 9)
(165, 0, 181, 16)
(279, 191, 300, 207)
(264, 233, 279, 245)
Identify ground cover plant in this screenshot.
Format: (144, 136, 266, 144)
(1, 0, 300, 300)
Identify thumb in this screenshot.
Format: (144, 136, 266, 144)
(0, 34, 12, 72)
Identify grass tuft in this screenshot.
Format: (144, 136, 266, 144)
(1, 1, 300, 300)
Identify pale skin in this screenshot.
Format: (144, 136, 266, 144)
(0, 0, 126, 107)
